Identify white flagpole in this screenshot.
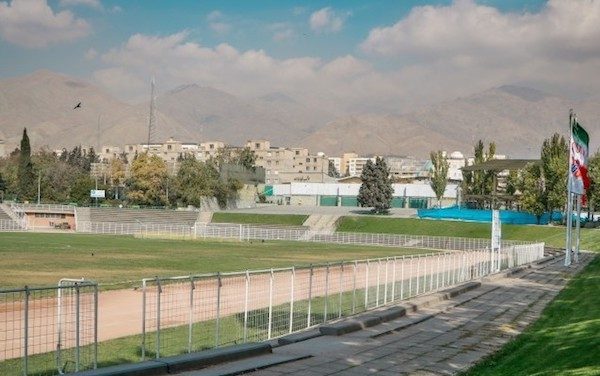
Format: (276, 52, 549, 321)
(565, 110, 574, 266)
(575, 194, 582, 263)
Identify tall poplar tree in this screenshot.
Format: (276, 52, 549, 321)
(17, 128, 35, 201)
(430, 150, 449, 207)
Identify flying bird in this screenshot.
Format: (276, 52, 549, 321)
(73, 102, 82, 109)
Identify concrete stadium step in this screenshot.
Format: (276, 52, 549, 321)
(88, 207, 199, 225)
(197, 211, 214, 223)
(0, 203, 22, 228)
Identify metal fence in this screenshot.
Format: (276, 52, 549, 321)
(0, 219, 23, 231)
(139, 242, 544, 360)
(78, 221, 532, 251)
(0, 281, 98, 376)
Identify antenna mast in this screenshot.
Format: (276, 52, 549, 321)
(147, 77, 157, 151)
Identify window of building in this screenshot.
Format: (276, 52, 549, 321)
(313, 158, 317, 162)
(275, 160, 279, 165)
(209, 144, 214, 149)
(313, 166, 317, 171)
(255, 143, 260, 149)
(305, 166, 309, 171)
(167, 145, 172, 150)
(306, 158, 310, 163)
(295, 150, 300, 155)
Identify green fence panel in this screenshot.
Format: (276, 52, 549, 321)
(409, 198, 428, 209)
(319, 196, 338, 206)
(391, 197, 406, 208)
(341, 197, 358, 207)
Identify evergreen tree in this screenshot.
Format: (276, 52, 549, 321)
(17, 128, 35, 201)
(357, 157, 393, 214)
(518, 162, 546, 224)
(540, 133, 568, 213)
(429, 150, 449, 207)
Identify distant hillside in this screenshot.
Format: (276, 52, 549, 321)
(1, 71, 598, 158)
(302, 86, 600, 158)
(0, 70, 191, 151)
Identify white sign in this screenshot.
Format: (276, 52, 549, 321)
(491, 210, 501, 250)
(90, 189, 105, 198)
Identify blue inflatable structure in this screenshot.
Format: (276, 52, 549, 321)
(417, 206, 562, 225)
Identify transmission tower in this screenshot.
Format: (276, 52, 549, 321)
(146, 77, 157, 150)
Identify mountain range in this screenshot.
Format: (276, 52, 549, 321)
(0, 70, 598, 158)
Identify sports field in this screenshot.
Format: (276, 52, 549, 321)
(0, 232, 430, 288)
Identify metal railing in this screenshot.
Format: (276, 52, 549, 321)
(0, 281, 98, 375)
(77, 221, 533, 251)
(0, 218, 23, 231)
(140, 242, 544, 360)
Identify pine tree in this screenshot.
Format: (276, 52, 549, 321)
(17, 128, 35, 201)
(358, 157, 393, 214)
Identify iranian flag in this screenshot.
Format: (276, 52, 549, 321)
(569, 120, 590, 195)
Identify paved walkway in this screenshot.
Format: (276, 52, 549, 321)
(178, 253, 593, 376)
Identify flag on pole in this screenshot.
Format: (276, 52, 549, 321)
(569, 120, 590, 195)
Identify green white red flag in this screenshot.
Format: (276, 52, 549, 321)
(569, 120, 590, 195)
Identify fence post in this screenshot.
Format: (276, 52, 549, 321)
(188, 277, 195, 353)
(155, 277, 162, 359)
(391, 257, 397, 301)
(376, 259, 381, 307)
(289, 267, 295, 334)
(307, 265, 313, 328)
(268, 269, 274, 339)
(364, 260, 370, 309)
(352, 261, 357, 314)
(216, 273, 221, 347)
(429, 253, 434, 292)
(324, 263, 330, 322)
(338, 262, 343, 319)
(384, 258, 389, 305)
(400, 257, 405, 300)
(244, 271, 249, 342)
(75, 283, 81, 372)
(94, 284, 98, 369)
(23, 286, 29, 376)
(141, 280, 147, 361)
(416, 256, 420, 295)
(408, 256, 413, 297)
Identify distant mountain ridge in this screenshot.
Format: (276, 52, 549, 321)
(0, 70, 598, 158)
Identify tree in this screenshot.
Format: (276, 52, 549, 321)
(540, 133, 568, 213)
(17, 128, 35, 201)
(175, 156, 219, 207)
(357, 157, 394, 214)
(126, 153, 168, 206)
(429, 150, 449, 207)
(518, 163, 546, 224)
(327, 160, 340, 178)
(461, 140, 496, 208)
(586, 151, 600, 218)
(108, 158, 127, 200)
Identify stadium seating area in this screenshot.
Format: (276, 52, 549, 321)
(87, 207, 200, 225)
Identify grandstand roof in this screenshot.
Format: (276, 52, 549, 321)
(461, 159, 540, 172)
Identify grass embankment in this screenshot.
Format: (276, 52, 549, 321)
(462, 256, 600, 376)
(0, 232, 429, 288)
(337, 216, 600, 249)
(211, 212, 308, 226)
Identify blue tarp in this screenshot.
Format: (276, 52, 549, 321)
(417, 206, 562, 225)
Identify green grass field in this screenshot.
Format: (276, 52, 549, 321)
(0, 232, 429, 288)
(211, 212, 308, 226)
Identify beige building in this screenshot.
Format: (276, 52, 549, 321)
(246, 140, 330, 184)
(330, 153, 378, 177)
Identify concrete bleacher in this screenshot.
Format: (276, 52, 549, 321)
(88, 207, 199, 226)
(0, 204, 21, 228)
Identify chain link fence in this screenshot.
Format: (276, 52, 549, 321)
(0, 281, 98, 375)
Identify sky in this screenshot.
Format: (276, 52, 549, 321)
(1, 0, 600, 113)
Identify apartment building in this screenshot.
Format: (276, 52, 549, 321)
(246, 140, 329, 184)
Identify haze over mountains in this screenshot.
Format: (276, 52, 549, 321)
(0, 70, 598, 158)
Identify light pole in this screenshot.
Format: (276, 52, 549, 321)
(37, 171, 41, 204)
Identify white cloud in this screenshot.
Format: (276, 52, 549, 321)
(206, 10, 231, 34)
(84, 47, 97, 60)
(59, 0, 101, 9)
(269, 23, 294, 42)
(92, 1, 600, 115)
(309, 7, 344, 33)
(0, 0, 91, 48)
